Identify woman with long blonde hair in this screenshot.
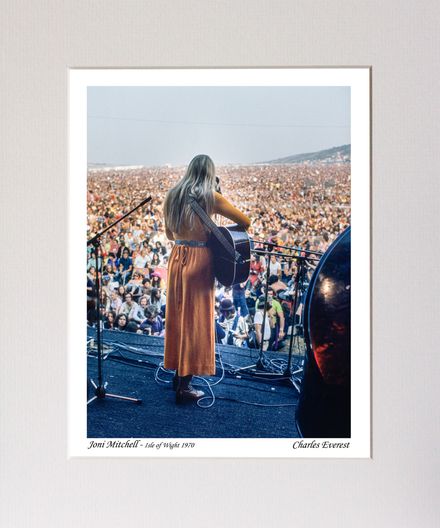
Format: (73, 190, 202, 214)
(163, 154, 251, 404)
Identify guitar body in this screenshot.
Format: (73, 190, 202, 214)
(208, 225, 251, 287)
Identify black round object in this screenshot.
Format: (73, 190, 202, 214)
(209, 225, 251, 287)
(296, 227, 351, 438)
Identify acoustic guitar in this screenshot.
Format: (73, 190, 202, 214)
(190, 200, 251, 287)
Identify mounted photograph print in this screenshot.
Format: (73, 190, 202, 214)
(68, 68, 370, 457)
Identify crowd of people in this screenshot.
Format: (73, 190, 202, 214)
(87, 162, 350, 350)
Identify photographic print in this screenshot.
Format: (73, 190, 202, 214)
(69, 68, 370, 457)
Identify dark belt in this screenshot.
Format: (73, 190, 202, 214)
(174, 239, 208, 247)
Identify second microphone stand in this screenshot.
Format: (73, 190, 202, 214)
(87, 196, 152, 405)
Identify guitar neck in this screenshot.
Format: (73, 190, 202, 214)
(190, 200, 239, 261)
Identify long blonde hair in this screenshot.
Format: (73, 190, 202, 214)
(163, 154, 216, 233)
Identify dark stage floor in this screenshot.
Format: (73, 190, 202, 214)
(87, 329, 304, 438)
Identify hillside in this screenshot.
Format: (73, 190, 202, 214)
(262, 144, 350, 164)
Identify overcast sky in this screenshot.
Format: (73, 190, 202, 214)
(88, 86, 350, 166)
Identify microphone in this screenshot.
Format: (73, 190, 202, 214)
(215, 177, 222, 194)
(138, 196, 152, 208)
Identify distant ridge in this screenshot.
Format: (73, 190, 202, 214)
(262, 144, 350, 164)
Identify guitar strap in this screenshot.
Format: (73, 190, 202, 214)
(189, 199, 244, 265)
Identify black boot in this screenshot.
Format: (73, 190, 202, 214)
(172, 371, 179, 391)
(176, 375, 204, 404)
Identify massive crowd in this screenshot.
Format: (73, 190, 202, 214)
(87, 163, 350, 350)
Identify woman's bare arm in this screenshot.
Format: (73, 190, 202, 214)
(213, 191, 251, 228)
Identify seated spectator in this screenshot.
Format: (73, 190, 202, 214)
(154, 241, 167, 258)
(126, 272, 144, 301)
(214, 309, 226, 344)
(150, 287, 166, 316)
(117, 247, 131, 269)
(126, 320, 139, 333)
(114, 262, 130, 286)
(119, 292, 141, 322)
(130, 297, 147, 323)
(218, 298, 249, 347)
(103, 262, 116, 283)
(138, 295, 149, 317)
(116, 248, 133, 282)
(150, 273, 163, 290)
(115, 313, 128, 331)
(100, 289, 111, 312)
(142, 277, 152, 296)
(104, 310, 116, 329)
(139, 305, 164, 336)
(134, 249, 149, 270)
(150, 252, 161, 268)
(109, 290, 122, 314)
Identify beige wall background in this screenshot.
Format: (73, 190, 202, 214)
(1, 1, 439, 526)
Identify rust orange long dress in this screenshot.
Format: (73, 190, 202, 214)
(164, 192, 251, 377)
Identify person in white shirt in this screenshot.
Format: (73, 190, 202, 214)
(124, 231, 135, 250)
(133, 249, 149, 269)
(254, 295, 272, 351)
(119, 292, 142, 322)
(109, 290, 123, 314)
(133, 225, 144, 242)
(268, 254, 282, 278)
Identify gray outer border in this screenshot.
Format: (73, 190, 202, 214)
(2, 2, 438, 527)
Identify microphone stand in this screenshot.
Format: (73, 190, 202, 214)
(231, 243, 316, 392)
(87, 196, 152, 405)
(283, 255, 308, 391)
(250, 237, 323, 256)
(230, 247, 272, 374)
